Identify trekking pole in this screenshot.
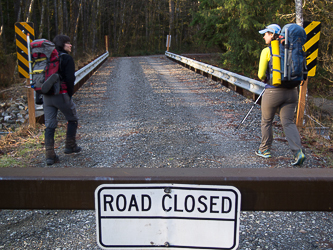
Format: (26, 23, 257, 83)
(27, 33, 33, 87)
(26, 33, 36, 128)
(234, 88, 265, 131)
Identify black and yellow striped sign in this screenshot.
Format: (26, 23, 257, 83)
(15, 22, 35, 78)
(303, 21, 321, 77)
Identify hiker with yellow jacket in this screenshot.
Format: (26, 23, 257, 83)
(256, 24, 306, 166)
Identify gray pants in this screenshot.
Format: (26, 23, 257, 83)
(259, 87, 302, 154)
(43, 93, 78, 129)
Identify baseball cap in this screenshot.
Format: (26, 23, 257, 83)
(259, 24, 281, 35)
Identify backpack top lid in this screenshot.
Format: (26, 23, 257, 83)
(280, 24, 307, 44)
(30, 39, 56, 59)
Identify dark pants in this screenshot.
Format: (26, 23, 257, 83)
(43, 93, 78, 128)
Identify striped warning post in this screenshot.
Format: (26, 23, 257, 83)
(303, 21, 321, 77)
(15, 22, 35, 78)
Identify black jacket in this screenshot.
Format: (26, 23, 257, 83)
(57, 49, 75, 97)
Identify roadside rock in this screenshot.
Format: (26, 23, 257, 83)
(0, 97, 29, 132)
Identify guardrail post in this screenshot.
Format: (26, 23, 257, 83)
(220, 79, 228, 88)
(236, 86, 244, 96)
(166, 35, 171, 52)
(105, 35, 109, 52)
(27, 84, 36, 128)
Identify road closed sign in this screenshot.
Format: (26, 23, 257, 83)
(95, 183, 241, 250)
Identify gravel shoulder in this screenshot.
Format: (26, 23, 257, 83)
(0, 55, 332, 249)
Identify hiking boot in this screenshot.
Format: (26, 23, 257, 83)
(291, 149, 306, 166)
(64, 143, 82, 154)
(64, 121, 81, 154)
(255, 149, 271, 158)
(46, 154, 60, 165)
(64, 137, 81, 154)
(45, 127, 60, 165)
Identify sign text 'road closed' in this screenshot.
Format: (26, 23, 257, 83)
(95, 184, 241, 250)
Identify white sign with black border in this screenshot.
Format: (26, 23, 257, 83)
(95, 183, 241, 250)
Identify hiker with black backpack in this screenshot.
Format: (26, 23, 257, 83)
(42, 35, 81, 165)
(255, 24, 306, 166)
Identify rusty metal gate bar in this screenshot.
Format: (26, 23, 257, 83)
(0, 168, 332, 211)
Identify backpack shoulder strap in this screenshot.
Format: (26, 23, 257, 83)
(267, 45, 274, 84)
(57, 51, 66, 73)
(268, 45, 273, 72)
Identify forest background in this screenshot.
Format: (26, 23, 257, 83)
(0, 0, 332, 97)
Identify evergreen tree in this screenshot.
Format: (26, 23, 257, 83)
(192, 0, 290, 74)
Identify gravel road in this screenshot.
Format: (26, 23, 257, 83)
(1, 55, 332, 249)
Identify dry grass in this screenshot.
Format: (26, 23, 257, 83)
(75, 52, 96, 70)
(301, 104, 333, 167)
(0, 124, 45, 167)
(0, 122, 68, 167)
(301, 127, 333, 167)
(75, 49, 106, 70)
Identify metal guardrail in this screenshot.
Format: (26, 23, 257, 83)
(165, 51, 265, 96)
(75, 51, 109, 85)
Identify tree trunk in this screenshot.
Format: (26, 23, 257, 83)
(16, 0, 23, 22)
(175, 0, 179, 50)
(6, 0, 10, 30)
(47, 0, 50, 40)
(58, 0, 63, 34)
(24, 0, 29, 21)
(123, 0, 134, 53)
(69, 0, 74, 43)
(81, 0, 85, 52)
(0, 0, 5, 53)
(72, 0, 82, 59)
(113, 0, 117, 52)
(26, 0, 35, 22)
(38, 0, 46, 39)
(145, 2, 148, 48)
(89, 0, 96, 52)
(0, 1, 3, 37)
(117, 0, 126, 54)
(54, 0, 58, 35)
(108, 2, 112, 51)
(169, 0, 174, 48)
(92, 0, 100, 53)
(295, 0, 303, 26)
(63, 0, 68, 34)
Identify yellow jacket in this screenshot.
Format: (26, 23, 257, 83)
(258, 47, 270, 81)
